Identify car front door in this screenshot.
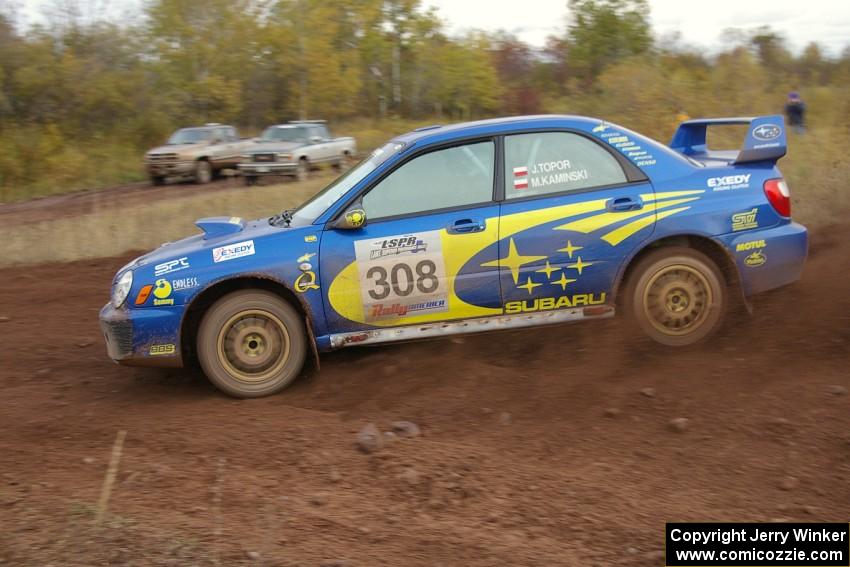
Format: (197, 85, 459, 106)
(495, 130, 686, 315)
(310, 125, 333, 162)
(319, 139, 503, 334)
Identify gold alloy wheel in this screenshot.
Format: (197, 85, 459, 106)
(642, 264, 713, 337)
(216, 309, 291, 383)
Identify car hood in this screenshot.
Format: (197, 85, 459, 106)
(147, 142, 207, 155)
(121, 216, 288, 275)
(244, 141, 303, 154)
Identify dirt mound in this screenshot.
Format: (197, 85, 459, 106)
(0, 224, 848, 565)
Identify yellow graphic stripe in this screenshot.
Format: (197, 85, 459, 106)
(641, 190, 704, 202)
(498, 198, 609, 238)
(554, 197, 699, 234)
(601, 206, 692, 246)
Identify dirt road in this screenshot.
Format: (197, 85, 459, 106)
(1, 226, 848, 566)
(0, 175, 294, 228)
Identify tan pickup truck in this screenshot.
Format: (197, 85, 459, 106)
(144, 124, 252, 185)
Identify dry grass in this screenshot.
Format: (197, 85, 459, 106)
(0, 176, 330, 266)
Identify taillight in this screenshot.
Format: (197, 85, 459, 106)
(764, 178, 791, 217)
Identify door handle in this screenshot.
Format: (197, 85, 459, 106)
(607, 196, 643, 212)
(448, 218, 485, 234)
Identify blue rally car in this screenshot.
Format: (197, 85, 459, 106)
(100, 115, 807, 397)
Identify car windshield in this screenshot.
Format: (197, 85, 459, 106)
(291, 142, 405, 223)
(260, 126, 308, 143)
(167, 128, 212, 145)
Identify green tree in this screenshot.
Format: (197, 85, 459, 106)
(566, 0, 652, 84)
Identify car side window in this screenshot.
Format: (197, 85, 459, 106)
(315, 125, 330, 139)
(228, 127, 238, 141)
(362, 141, 495, 220)
(504, 132, 627, 199)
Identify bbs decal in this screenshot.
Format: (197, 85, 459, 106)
(354, 231, 448, 322)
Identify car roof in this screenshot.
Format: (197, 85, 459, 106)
(391, 115, 603, 146)
(181, 125, 229, 131)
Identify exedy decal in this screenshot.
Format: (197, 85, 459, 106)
(708, 174, 750, 191)
(213, 240, 255, 263)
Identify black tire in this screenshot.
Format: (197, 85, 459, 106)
(624, 247, 726, 346)
(295, 158, 309, 182)
(194, 160, 212, 184)
(151, 175, 166, 186)
(197, 290, 307, 398)
(244, 175, 257, 187)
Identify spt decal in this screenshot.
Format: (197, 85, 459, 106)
(154, 257, 189, 276)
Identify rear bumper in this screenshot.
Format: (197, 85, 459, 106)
(238, 162, 297, 176)
(723, 221, 808, 296)
(99, 302, 184, 368)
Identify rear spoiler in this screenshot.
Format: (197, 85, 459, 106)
(670, 115, 787, 165)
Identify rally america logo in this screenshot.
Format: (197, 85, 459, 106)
(513, 166, 529, 190)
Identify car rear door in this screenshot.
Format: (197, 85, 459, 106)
(495, 130, 669, 313)
(319, 139, 504, 334)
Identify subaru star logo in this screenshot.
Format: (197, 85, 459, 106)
(752, 124, 782, 141)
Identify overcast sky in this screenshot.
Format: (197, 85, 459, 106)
(426, 0, 850, 55)
(14, 0, 850, 56)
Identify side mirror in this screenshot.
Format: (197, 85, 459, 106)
(332, 205, 367, 230)
(310, 135, 322, 143)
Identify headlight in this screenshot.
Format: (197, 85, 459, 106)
(277, 153, 292, 160)
(112, 270, 133, 308)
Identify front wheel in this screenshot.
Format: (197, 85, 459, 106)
(197, 290, 307, 398)
(194, 160, 212, 184)
(295, 158, 309, 182)
(625, 247, 726, 346)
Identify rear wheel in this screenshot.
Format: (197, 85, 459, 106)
(194, 160, 212, 184)
(197, 290, 307, 398)
(244, 175, 257, 187)
(625, 247, 726, 346)
(150, 175, 165, 186)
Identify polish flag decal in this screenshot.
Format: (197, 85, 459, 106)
(513, 166, 528, 189)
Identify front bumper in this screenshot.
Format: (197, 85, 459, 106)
(145, 160, 195, 177)
(724, 221, 808, 296)
(238, 162, 297, 176)
(99, 302, 184, 368)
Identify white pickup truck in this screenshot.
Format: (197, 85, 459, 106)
(238, 121, 357, 185)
